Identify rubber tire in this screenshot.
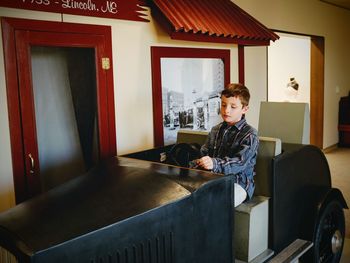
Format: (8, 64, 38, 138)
(313, 200, 345, 263)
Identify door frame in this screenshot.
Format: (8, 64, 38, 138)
(310, 35, 324, 148)
(1, 17, 116, 203)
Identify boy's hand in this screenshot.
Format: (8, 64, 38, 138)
(196, 156, 214, 170)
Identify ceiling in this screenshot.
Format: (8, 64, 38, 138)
(320, 0, 350, 10)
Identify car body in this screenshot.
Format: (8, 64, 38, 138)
(0, 135, 347, 263)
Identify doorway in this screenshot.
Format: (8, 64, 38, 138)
(267, 31, 324, 148)
(31, 46, 98, 192)
(2, 18, 116, 203)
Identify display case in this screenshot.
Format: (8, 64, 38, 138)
(338, 92, 350, 147)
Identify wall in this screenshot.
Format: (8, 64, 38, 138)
(234, 0, 350, 148)
(244, 46, 267, 129)
(268, 33, 311, 104)
(0, 19, 15, 212)
(0, 6, 239, 212)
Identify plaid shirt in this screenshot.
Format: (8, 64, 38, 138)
(200, 118, 259, 199)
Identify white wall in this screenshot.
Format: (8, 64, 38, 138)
(268, 33, 311, 104)
(233, 0, 350, 148)
(244, 46, 267, 129)
(0, 7, 239, 212)
(0, 20, 15, 212)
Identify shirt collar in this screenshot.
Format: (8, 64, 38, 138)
(235, 117, 247, 130)
(223, 117, 246, 131)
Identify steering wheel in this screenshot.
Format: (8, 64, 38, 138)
(167, 143, 201, 167)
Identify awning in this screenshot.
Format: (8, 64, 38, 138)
(151, 0, 279, 45)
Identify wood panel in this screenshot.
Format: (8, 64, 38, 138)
(238, 45, 245, 84)
(310, 36, 325, 149)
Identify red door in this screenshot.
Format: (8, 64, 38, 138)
(2, 18, 116, 203)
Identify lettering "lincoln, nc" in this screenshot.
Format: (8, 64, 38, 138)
(61, 0, 97, 11)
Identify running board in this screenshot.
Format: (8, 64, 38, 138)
(235, 239, 312, 263)
(268, 239, 313, 263)
(235, 249, 274, 263)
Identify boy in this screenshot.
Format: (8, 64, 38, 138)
(192, 83, 259, 207)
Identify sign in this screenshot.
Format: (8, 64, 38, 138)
(0, 0, 149, 22)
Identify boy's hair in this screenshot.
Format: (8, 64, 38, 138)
(221, 83, 250, 107)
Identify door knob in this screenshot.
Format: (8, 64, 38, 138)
(28, 153, 35, 174)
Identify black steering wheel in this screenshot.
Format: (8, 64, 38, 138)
(167, 143, 201, 167)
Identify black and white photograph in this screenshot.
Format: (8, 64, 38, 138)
(161, 58, 224, 145)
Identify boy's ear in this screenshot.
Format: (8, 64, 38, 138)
(242, 105, 249, 113)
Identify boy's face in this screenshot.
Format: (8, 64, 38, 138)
(220, 95, 248, 125)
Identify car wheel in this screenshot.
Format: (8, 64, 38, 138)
(313, 200, 345, 263)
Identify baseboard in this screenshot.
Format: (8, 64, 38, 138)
(322, 143, 338, 153)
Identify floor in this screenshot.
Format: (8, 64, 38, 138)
(341, 238, 350, 263)
(324, 147, 350, 262)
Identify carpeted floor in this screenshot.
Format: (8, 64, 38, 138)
(341, 238, 350, 263)
(322, 147, 350, 262)
(324, 147, 350, 239)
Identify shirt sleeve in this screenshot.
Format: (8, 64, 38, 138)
(211, 132, 259, 175)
